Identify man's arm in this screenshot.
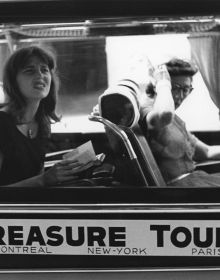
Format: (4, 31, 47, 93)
(139, 65, 175, 130)
(194, 139, 220, 161)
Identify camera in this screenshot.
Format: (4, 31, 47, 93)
(98, 64, 171, 128)
(98, 79, 142, 128)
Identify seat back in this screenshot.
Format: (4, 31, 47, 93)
(120, 125, 166, 186)
(89, 115, 166, 187)
(89, 115, 149, 186)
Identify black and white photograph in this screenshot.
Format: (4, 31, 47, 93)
(1, 0, 220, 279)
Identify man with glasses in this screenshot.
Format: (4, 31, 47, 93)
(166, 58, 195, 109)
(139, 58, 220, 186)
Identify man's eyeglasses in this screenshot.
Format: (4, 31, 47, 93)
(172, 83, 193, 95)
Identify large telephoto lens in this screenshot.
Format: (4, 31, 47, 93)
(99, 80, 141, 128)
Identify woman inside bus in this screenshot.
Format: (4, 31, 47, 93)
(140, 58, 220, 186)
(0, 45, 83, 187)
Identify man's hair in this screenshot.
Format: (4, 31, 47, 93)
(165, 58, 198, 77)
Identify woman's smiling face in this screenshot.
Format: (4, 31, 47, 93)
(16, 56, 52, 102)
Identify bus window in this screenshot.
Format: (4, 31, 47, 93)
(2, 1, 220, 276)
(0, 1, 220, 190)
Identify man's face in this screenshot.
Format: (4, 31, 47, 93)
(171, 75, 193, 109)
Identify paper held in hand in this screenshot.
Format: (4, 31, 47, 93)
(62, 140, 97, 163)
(44, 141, 101, 170)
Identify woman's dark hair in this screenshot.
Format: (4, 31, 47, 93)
(165, 58, 198, 77)
(2, 45, 60, 137)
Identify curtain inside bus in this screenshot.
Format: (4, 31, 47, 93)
(188, 32, 220, 116)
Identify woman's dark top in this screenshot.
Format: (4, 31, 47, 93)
(0, 111, 46, 185)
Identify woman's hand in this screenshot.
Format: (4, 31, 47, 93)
(43, 158, 83, 186)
